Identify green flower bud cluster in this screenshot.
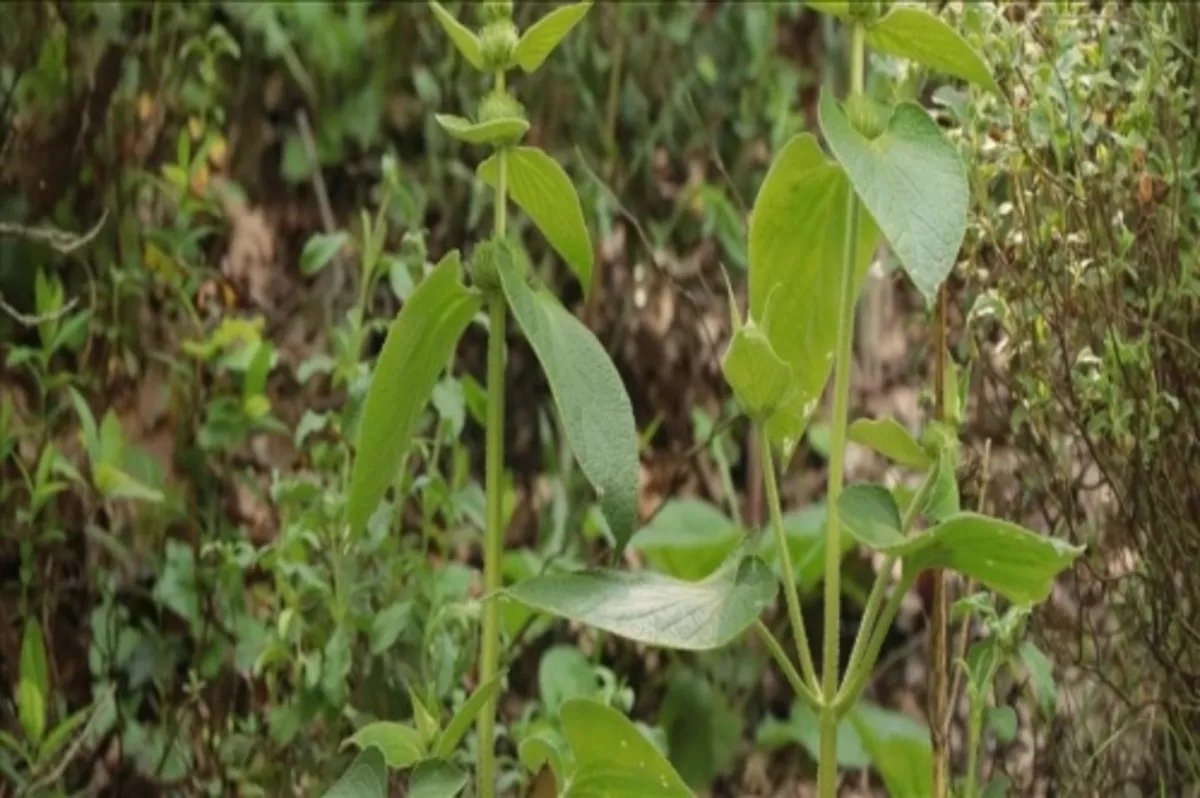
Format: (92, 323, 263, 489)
(845, 94, 888, 141)
(481, 0, 513, 23)
(480, 19, 519, 71)
(848, 0, 885, 26)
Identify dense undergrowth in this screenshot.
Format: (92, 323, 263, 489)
(0, 2, 1197, 797)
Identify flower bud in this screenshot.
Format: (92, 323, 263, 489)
(479, 19, 519, 72)
(481, 0, 513, 23)
(478, 88, 526, 125)
(845, 94, 888, 141)
(848, 0, 885, 26)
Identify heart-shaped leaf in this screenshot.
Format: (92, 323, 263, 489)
(628, 499, 739, 581)
(480, 148, 594, 290)
(344, 722, 425, 770)
(748, 134, 879, 454)
(428, 2, 483, 70)
(408, 759, 468, 798)
(435, 114, 529, 146)
(850, 703, 933, 798)
(497, 246, 637, 552)
(435, 672, 504, 757)
(838, 484, 905, 550)
(894, 514, 1083, 604)
(346, 252, 481, 534)
(818, 90, 967, 303)
(867, 7, 998, 93)
(847, 417, 932, 470)
(514, 2, 592, 73)
(722, 321, 795, 421)
(324, 746, 388, 798)
(503, 543, 777, 651)
(560, 698, 692, 797)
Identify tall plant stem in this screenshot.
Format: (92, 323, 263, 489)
(818, 22, 865, 798)
(761, 428, 820, 693)
(930, 283, 950, 798)
(477, 106, 509, 798)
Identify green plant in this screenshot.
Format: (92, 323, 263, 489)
(505, 2, 1082, 795)
(333, 1, 668, 796)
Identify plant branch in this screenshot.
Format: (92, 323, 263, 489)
(760, 426, 820, 692)
(931, 284, 950, 797)
(0, 211, 107, 254)
(819, 22, 865, 797)
(840, 553, 896, 685)
(755, 620, 821, 713)
(834, 575, 913, 714)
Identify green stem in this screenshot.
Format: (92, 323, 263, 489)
(754, 620, 821, 713)
(760, 427, 820, 693)
(833, 576, 911, 713)
(839, 553, 895, 686)
(964, 702, 983, 798)
(477, 97, 509, 797)
(818, 21, 866, 798)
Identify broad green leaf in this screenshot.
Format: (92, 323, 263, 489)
(818, 90, 967, 303)
(560, 698, 691, 798)
(1019, 641, 1057, 718)
(538, 646, 597, 717)
(434, 114, 529, 146)
(301, 232, 348, 276)
(94, 463, 165, 504)
(987, 706, 1017, 743)
(894, 514, 1083, 604)
(519, 728, 570, 783)
(480, 148, 594, 291)
(838, 484, 905, 550)
(496, 250, 636, 551)
(503, 544, 777, 651)
(867, 7, 999, 93)
(408, 759, 467, 798)
(660, 668, 741, 788)
(850, 703, 932, 798)
(722, 322, 795, 421)
(435, 672, 504, 757)
(747, 134, 879, 453)
(324, 746, 388, 798)
(513, 2, 592, 73)
(19, 621, 49, 712)
(847, 417, 932, 470)
(346, 252, 481, 535)
(628, 499, 739, 581)
(344, 722, 425, 770)
(428, 2, 483, 70)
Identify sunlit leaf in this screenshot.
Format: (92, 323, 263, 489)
(480, 148, 594, 290)
(343, 722, 424, 770)
(513, 2, 592, 73)
(722, 321, 795, 421)
(868, 7, 999, 93)
(435, 114, 529, 146)
(560, 698, 691, 797)
(428, 2, 483, 70)
(847, 417, 932, 470)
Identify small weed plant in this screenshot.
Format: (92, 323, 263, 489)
(331, 2, 1083, 797)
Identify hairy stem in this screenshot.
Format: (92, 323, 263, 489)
(478, 138, 509, 798)
(761, 428, 820, 692)
(931, 284, 950, 797)
(818, 21, 865, 798)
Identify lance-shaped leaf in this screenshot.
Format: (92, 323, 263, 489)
(847, 417, 932, 471)
(879, 513, 1082, 604)
(346, 253, 481, 535)
(560, 699, 692, 798)
(503, 543, 778, 651)
(324, 746, 387, 798)
(747, 134, 879, 453)
(867, 7, 998, 93)
(435, 114, 529, 147)
(514, 2, 592, 73)
(435, 672, 504, 757)
(428, 2, 483, 70)
(480, 147, 593, 291)
(819, 90, 968, 303)
(408, 760, 468, 798)
(496, 246, 636, 551)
